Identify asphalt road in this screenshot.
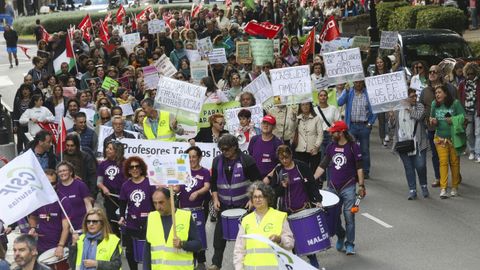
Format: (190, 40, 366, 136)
(2, 38, 480, 270)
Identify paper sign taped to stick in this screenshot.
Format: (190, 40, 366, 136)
(154, 55, 177, 78)
(380, 31, 398, 49)
(365, 71, 409, 113)
(186, 49, 202, 62)
(156, 77, 207, 114)
(119, 103, 135, 116)
(313, 77, 330, 91)
(148, 19, 166, 34)
(146, 154, 192, 186)
(249, 39, 274, 66)
(122, 32, 141, 53)
(236, 41, 252, 64)
(270, 65, 312, 105)
(323, 47, 364, 85)
(207, 48, 228, 64)
(197, 37, 213, 56)
(198, 101, 240, 128)
(243, 72, 273, 105)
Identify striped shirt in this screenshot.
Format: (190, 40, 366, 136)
(351, 91, 369, 122)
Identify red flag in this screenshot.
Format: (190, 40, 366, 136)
(66, 28, 74, 58)
(319, 15, 340, 43)
(18, 45, 31, 59)
(281, 37, 289, 58)
(243, 21, 283, 39)
(163, 12, 173, 30)
(191, 1, 203, 18)
(116, 4, 126, 24)
(56, 118, 66, 155)
(40, 26, 50, 41)
(78, 14, 93, 43)
(225, 0, 232, 7)
(38, 122, 59, 143)
(131, 15, 137, 31)
(299, 28, 315, 65)
(184, 14, 190, 29)
(99, 20, 110, 44)
(105, 11, 112, 23)
(136, 6, 152, 21)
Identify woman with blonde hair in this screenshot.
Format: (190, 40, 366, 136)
(189, 113, 229, 145)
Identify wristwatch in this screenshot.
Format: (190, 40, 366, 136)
(359, 184, 365, 188)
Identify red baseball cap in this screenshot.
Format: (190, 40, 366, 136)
(262, 115, 276, 125)
(328, 120, 348, 133)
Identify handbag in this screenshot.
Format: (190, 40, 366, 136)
(394, 121, 418, 154)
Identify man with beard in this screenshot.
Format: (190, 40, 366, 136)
(67, 111, 98, 156)
(12, 235, 50, 270)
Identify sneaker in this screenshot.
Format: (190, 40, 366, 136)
(421, 185, 430, 198)
(450, 188, 458, 197)
(345, 245, 356, 255)
(207, 265, 220, 270)
(382, 140, 388, 147)
(336, 238, 345, 252)
(408, 190, 417, 200)
(195, 263, 206, 270)
(15, 58, 18, 66)
(9, 65, 13, 69)
(384, 135, 390, 142)
(476, 157, 480, 163)
(440, 189, 448, 199)
(469, 153, 475, 160)
(431, 180, 440, 187)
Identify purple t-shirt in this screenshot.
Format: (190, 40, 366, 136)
(97, 159, 127, 193)
(119, 178, 157, 230)
(56, 180, 91, 230)
(325, 141, 362, 189)
(283, 167, 309, 212)
(248, 135, 283, 177)
(178, 167, 211, 208)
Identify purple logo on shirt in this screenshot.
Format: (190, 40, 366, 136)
(130, 189, 146, 207)
(105, 165, 120, 180)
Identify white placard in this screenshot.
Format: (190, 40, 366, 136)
(154, 54, 177, 77)
(243, 72, 274, 105)
(148, 19, 166, 34)
(186, 49, 202, 62)
(224, 105, 263, 133)
(143, 65, 160, 90)
(196, 37, 213, 56)
(380, 31, 398, 50)
(145, 154, 191, 186)
(190, 60, 209, 83)
(122, 32, 141, 53)
(80, 108, 95, 124)
(365, 71, 409, 113)
(207, 48, 228, 64)
(313, 77, 330, 91)
(156, 76, 207, 114)
(97, 125, 139, 154)
(323, 47, 365, 85)
(270, 65, 312, 105)
(119, 103, 134, 116)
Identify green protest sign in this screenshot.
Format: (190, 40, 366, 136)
(249, 39, 274, 66)
(101, 76, 120, 93)
(198, 101, 241, 128)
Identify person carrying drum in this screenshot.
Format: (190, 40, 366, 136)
(268, 145, 323, 268)
(69, 208, 122, 270)
(12, 234, 50, 270)
(173, 146, 211, 270)
(233, 181, 294, 269)
(208, 134, 262, 270)
(143, 188, 203, 269)
(314, 120, 366, 255)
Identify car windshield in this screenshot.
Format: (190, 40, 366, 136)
(404, 41, 474, 68)
(90, 0, 107, 4)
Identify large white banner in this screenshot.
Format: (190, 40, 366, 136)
(0, 150, 59, 225)
(97, 125, 140, 155)
(242, 234, 317, 270)
(243, 72, 274, 105)
(323, 47, 364, 85)
(365, 71, 409, 113)
(270, 65, 312, 105)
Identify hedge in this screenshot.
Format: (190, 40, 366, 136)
(376, 1, 409, 31)
(13, 4, 194, 35)
(415, 7, 467, 34)
(388, 5, 437, 31)
(468, 41, 480, 57)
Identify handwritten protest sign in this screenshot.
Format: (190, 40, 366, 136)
(143, 65, 160, 90)
(380, 31, 398, 49)
(365, 71, 409, 113)
(320, 37, 353, 54)
(273, 39, 280, 56)
(117, 76, 130, 89)
(236, 41, 252, 64)
(190, 60, 209, 83)
(101, 76, 120, 93)
(197, 37, 213, 56)
(351, 36, 371, 51)
(119, 103, 134, 116)
(323, 48, 364, 85)
(198, 101, 240, 128)
(122, 32, 141, 53)
(156, 77, 206, 114)
(146, 154, 191, 185)
(224, 105, 263, 133)
(186, 49, 202, 62)
(62, 87, 77, 99)
(154, 55, 177, 77)
(97, 125, 139, 155)
(148, 19, 166, 34)
(249, 39, 274, 66)
(270, 65, 312, 105)
(207, 48, 228, 64)
(313, 77, 330, 91)
(243, 72, 273, 105)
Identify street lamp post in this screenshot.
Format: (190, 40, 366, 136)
(368, 0, 380, 42)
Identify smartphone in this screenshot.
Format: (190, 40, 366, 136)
(445, 112, 452, 118)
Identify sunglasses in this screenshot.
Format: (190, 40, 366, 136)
(429, 70, 438, 74)
(415, 66, 423, 70)
(129, 164, 140, 169)
(86, 220, 101, 225)
(89, 83, 96, 86)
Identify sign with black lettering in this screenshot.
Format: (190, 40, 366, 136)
(380, 31, 398, 50)
(365, 71, 409, 113)
(270, 65, 312, 105)
(323, 48, 364, 85)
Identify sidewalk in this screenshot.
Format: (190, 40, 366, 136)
(463, 28, 480, 42)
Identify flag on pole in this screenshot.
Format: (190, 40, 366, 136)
(17, 46, 31, 59)
(116, 4, 126, 24)
(244, 21, 283, 39)
(99, 19, 110, 44)
(131, 14, 137, 31)
(184, 13, 190, 29)
(319, 15, 340, 43)
(104, 11, 112, 23)
(53, 28, 75, 74)
(299, 28, 315, 64)
(0, 150, 59, 226)
(40, 26, 50, 41)
(78, 14, 93, 43)
(56, 118, 67, 155)
(225, 0, 232, 7)
(191, 0, 203, 18)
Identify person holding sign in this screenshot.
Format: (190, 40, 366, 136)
(234, 109, 261, 145)
(233, 181, 294, 269)
(140, 98, 184, 141)
(143, 188, 202, 270)
(225, 72, 243, 101)
(373, 56, 393, 148)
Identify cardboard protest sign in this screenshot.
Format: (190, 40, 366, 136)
(365, 71, 409, 113)
(143, 65, 160, 90)
(197, 37, 213, 56)
(190, 60, 209, 83)
(236, 41, 252, 64)
(198, 101, 240, 128)
(122, 32, 141, 53)
(186, 49, 202, 62)
(224, 105, 263, 133)
(117, 76, 130, 90)
(119, 103, 134, 116)
(154, 55, 177, 77)
(207, 48, 228, 64)
(313, 77, 330, 91)
(270, 65, 312, 105)
(243, 72, 274, 105)
(97, 125, 139, 154)
(148, 19, 166, 34)
(380, 31, 398, 50)
(249, 39, 274, 66)
(323, 48, 364, 85)
(351, 36, 371, 51)
(101, 76, 120, 93)
(145, 154, 191, 185)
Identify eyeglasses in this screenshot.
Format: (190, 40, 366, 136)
(429, 70, 438, 74)
(129, 164, 140, 169)
(252, 195, 265, 200)
(89, 82, 96, 85)
(215, 121, 225, 125)
(86, 220, 101, 225)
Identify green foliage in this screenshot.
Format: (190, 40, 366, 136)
(415, 7, 467, 34)
(468, 41, 480, 57)
(376, 1, 409, 31)
(388, 5, 436, 31)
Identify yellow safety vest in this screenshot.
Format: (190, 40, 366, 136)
(143, 111, 176, 141)
(146, 209, 194, 270)
(75, 234, 121, 269)
(241, 208, 287, 270)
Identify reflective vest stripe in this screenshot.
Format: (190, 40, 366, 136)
(245, 248, 274, 254)
(244, 266, 279, 270)
(217, 181, 251, 189)
(218, 193, 248, 202)
(151, 245, 188, 253)
(151, 259, 193, 266)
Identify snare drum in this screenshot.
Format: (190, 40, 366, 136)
(221, 208, 247, 240)
(185, 207, 207, 250)
(288, 208, 330, 256)
(38, 247, 69, 270)
(319, 190, 341, 237)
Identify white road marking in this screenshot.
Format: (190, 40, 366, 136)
(0, 76, 14, 87)
(0, 61, 31, 67)
(362, 213, 393, 228)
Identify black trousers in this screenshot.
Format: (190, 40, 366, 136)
(294, 151, 321, 172)
(103, 194, 120, 237)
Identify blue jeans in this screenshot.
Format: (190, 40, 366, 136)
(427, 130, 440, 180)
(349, 123, 371, 174)
(470, 7, 478, 29)
(465, 112, 480, 156)
(328, 185, 356, 247)
(399, 149, 427, 191)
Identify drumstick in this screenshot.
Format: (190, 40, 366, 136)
(106, 195, 120, 208)
(108, 193, 120, 198)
